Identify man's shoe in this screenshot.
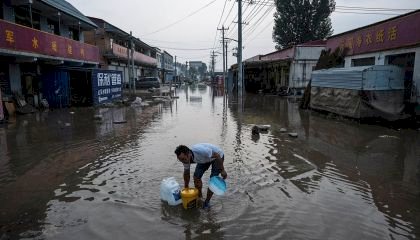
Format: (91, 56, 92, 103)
(202, 201, 210, 210)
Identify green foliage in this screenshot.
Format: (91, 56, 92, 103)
(273, 0, 335, 49)
(314, 47, 349, 70)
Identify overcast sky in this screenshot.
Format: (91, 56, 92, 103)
(67, 0, 420, 71)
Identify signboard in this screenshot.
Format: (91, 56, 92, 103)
(327, 11, 420, 55)
(92, 70, 123, 105)
(0, 19, 99, 62)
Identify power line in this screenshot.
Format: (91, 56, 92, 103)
(153, 46, 218, 51)
(243, 0, 268, 24)
(217, 0, 230, 28)
(212, 0, 229, 50)
(243, 1, 418, 12)
(243, 5, 274, 38)
(226, 1, 246, 37)
(222, 0, 237, 27)
(244, 16, 273, 45)
(243, 0, 271, 30)
(143, 0, 217, 36)
(336, 6, 418, 11)
(333, 11, 402, 16)
(142, 38, 213, 44)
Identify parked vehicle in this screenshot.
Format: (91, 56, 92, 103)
(136, 77, 160, 89)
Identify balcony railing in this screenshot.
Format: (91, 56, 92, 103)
(0, 19, 99, 63)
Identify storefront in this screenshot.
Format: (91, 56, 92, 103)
(0, 19, 100, 109)
(325, 10, 420, 112)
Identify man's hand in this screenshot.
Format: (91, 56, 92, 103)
(221, 170, 227, 179)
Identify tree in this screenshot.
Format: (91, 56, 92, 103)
(273, 0, 335, 49)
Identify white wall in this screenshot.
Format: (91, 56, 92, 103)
(295, 46, 325, 60)
(288, 46, 325, 89)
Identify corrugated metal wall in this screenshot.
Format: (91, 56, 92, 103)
(312, 65, 405, 90)
(41, 71, 70, 108)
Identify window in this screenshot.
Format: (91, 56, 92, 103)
(14, 6, 40, 29)
(69, 28, 79, 41)
(47, 19, 59, 35)
(351, 57, 375, 67)
(0, 1, 4, 20)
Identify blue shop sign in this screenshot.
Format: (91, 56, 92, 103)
(92, 70, 123, 105)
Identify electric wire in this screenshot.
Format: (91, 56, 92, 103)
(143, 0, 217, 36)
(243, 5, 275, 42)
(212, 0, 230, 50)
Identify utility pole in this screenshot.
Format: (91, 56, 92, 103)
(174, 56, 177, 79)
(130, 31, 135, 95)
(225, 41, 228, 90)
(218, 25, 229, 88)
(127, 31, 133, 95)
(211, 51, 217, 82)
(185, 61, 188, 80)
(170, 56, 176, 97)
(238, 0, 243, 97)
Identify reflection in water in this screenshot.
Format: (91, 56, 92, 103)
(0, 87, 419, 239)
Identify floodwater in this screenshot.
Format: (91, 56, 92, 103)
(0, 85, 419, 240)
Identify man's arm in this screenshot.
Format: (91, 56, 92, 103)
(212, 153, 227, 179)
(183, 169, 190, 188)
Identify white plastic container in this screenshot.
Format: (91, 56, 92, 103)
(160, 177, 182, 206)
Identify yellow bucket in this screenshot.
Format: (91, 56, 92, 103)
(181, 188, 199, 209)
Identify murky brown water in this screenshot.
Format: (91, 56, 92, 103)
(0, 85, 419, 239)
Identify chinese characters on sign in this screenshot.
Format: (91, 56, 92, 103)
(0, 20, 99, 62)
(340, 26, 399, 51)
(5, 30, 15, 44)
(92, 70, 123, 105)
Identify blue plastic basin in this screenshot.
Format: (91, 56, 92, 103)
(209, 176, 226, 196)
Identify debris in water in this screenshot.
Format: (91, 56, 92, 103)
(255, 125, 270, 132)
(94, 114, 103, 121)
(113, 120, 127, 124)
(288, 132, 298, 137)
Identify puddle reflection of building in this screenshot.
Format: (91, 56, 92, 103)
(305, 113, 420, 226)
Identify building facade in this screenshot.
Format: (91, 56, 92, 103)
(237, 41, 325, 94)
(161, 51, 173, 83)
(0, 0, 101, 109)
(84, 17, 157, 87)
(189, 61, 207, 81)
(324, 10, 420, 113)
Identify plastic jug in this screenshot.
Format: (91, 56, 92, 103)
(160, 177, 182, 206)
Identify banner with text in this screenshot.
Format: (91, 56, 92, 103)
(92, 70, 123, 105)
(0, 19, 99, 62)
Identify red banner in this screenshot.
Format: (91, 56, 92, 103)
(327, 11, 420, 55)
(0, 19, 99, 62)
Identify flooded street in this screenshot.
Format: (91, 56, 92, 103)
(1, 85, 419, 240)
